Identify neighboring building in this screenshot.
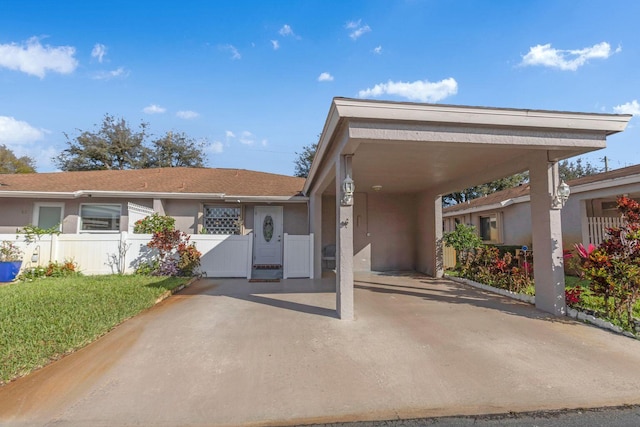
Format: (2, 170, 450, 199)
(443, 164, 640, 249)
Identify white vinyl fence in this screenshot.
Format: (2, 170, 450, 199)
(587, 217, 624, 247)
(283, 233, 314, 279)
(0, 231, 314, 279)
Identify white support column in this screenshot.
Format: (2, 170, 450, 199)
(309, 192, 322, 280)
(416, 192, 444, 277)
(336, 155, 354, 320)
(529, 152, 566, 316)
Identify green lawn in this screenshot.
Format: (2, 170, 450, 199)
(0, 275, 189, 385)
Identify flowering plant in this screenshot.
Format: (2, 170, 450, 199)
(0, 241, 23, 262)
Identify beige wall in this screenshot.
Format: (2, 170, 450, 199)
(322, 192, 417, 272)
(0, 197, 153, 234)
(242, 203, 308, 235)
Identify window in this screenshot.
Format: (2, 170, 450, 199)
(479, 214, 499, 243)
(33, 203, 64, 231)
(79, 204, 121, 232)
(203, 206, 241, 235)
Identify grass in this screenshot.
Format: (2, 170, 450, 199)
(0, 275, 189, 385)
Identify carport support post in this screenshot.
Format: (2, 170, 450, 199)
(529, 152, 567, 316)
(309, 192, 322, 279)
(336, 154, 354, 320)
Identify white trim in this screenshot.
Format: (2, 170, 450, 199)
(32, 202, 65, 231)
(78, 203, 122, 233)
(223, 195, 308, 203)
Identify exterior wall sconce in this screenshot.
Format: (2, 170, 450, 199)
(341, 174, 355, 206)
(371, 185, 383, 192)
(552, 180, 570, 209)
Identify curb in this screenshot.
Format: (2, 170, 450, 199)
(154, 276, 199, 304)
(446, 275, 535, 304)
(445, 274, 637, 339)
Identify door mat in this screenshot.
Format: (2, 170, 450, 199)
(253, 264, 282, 270)
(248, 278, 281, 283)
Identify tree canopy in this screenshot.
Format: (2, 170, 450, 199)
(55, 114, 206, 171)
(558, 158, 601, 181)
(0, 145, 36, 174)
(443, 173, 528, 206)
(293, 142, 317, 178)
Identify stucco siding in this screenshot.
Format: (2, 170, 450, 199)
(501, 204, 533, 246)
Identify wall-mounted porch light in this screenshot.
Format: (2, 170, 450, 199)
(371, 185, 383, 192)
(341, 174, 355, 206)
(552, 180, 570, 209)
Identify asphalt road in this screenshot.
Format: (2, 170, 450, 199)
(310, 406, 640, 427)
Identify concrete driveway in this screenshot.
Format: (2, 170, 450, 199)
(2, 273, 640, 426)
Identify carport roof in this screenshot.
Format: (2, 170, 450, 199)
(304, 98, 632, 196)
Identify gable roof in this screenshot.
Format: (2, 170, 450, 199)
(443, 163, 640, 215)
(0, 167, 306, 199)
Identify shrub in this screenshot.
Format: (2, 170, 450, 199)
(575, 196, 640, 331)
(459, 245, 533, 294)
(19, 259, 81, 281)
(133, 213, 175, 234)
(137, 230, 201, 277)
(0, 241, 22, 262)
(443, 223, 483, 266)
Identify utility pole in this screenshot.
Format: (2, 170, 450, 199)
(603, 156, 609, 172)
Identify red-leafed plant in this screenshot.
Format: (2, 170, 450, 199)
(577, 196, 640, 331)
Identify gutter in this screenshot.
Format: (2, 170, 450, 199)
(223, 195, 309, 203)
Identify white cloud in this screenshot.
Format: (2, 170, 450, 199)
(0, 37, 78, 78)
(358, 77, 458, 103)
(261, 139, 268, 147)
(142, 104, 166, 114)
(225, 130, 235, 138)
(0, 116, 45, 145)
(346, 20, 371, 40)
(373, 45, 382, 54)
(279, 24, 295, 37)
(91, 43, 107, 62)
(239, 131, 254, 145)
(208, 141, 224, 154)
(521, 42, 620, 71)
(613, 100, 640, 116)
(92, 66, 128, 80)
(221, 44, 241, 60)
(271, 40, 280, 50)
(318, 72, 334, 82)
(176, 110, 200, 119)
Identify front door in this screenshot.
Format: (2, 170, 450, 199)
(254, 206, 283, 266)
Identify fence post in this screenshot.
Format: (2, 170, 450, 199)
(50, 233, 58, 263)
(246, 233, 253, 280)
(309, 233, 314, 279)
(283, 233, 289, 279)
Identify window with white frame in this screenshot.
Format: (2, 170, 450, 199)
(79, 204, 121, 232)
(33, 202, 64, 231)
(479, 214, 499, 243)
(203, 206, 241, 235)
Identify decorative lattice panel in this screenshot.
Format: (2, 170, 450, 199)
(203, 207, 241, 235)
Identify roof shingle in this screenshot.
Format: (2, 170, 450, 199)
(0, 168, 305, 197)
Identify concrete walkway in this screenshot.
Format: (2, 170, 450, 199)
(2, 273, 640, 426)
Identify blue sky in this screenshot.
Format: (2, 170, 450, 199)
(1, 0, 638, 175)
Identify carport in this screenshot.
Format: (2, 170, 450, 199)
(304, 98, 631, 320)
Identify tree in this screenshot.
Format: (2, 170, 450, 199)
(0, 145, 36, 173)
(443, 173, 528, 206)
(148, 131, 205, 168)
(55, 114, 207, 171)
(558, 158, 601, 181)
(293, 142, 317, 178)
